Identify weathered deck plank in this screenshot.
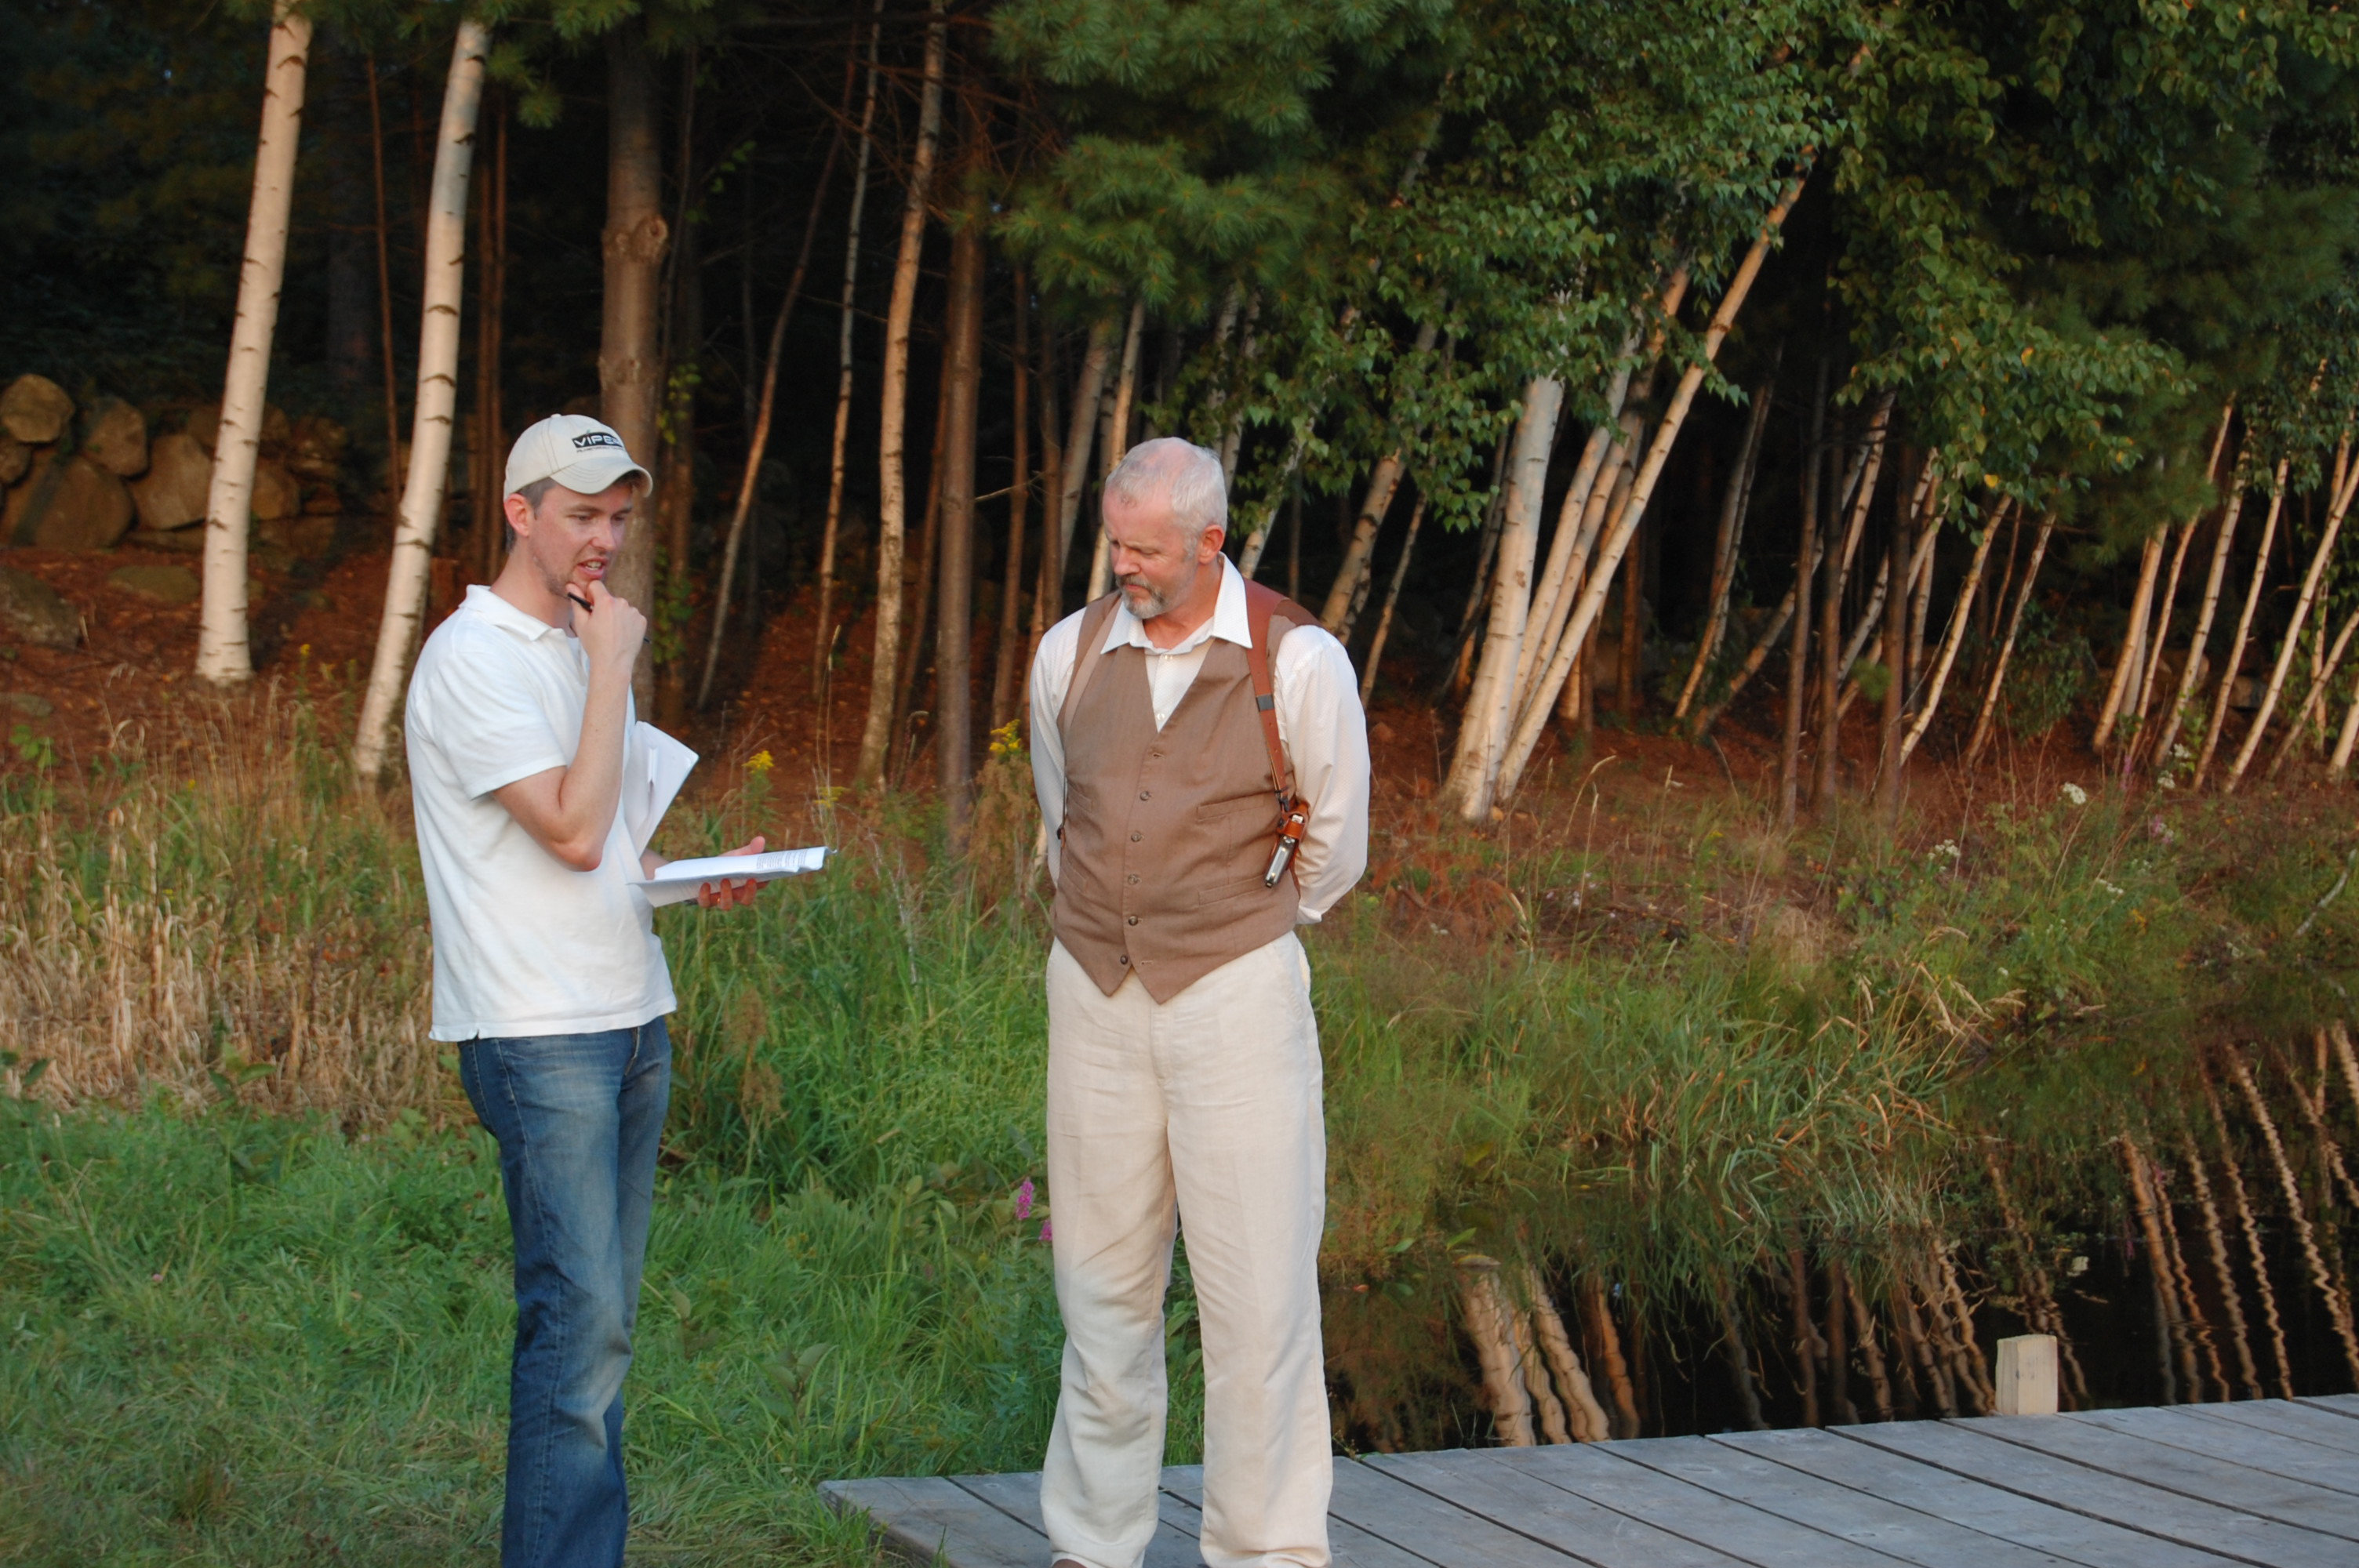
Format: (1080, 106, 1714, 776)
(1325, 1456, 1591, 1567)
(1716, 1427, 2238, 1567)
(950, 1470, 1203, 1568)
(821, 1475, 1049, 1568)
(1160, 1462, 1443, 1568)
(826, 1401, 2359, 1568)
(1609, 1432, 2079, 1567)
(2179, 1398, 2359, 1455)
(1366, 1447, 1753, 1568)
(2069, 1406, 2359, 1497)
(1958, 1411, 2359, 1541)
(1496, 1441, 1914, 1566)
(1843, 1418, 2354, 1568)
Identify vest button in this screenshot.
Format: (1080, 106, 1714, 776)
(1138, 789, 1150, 800)
(1126, 914, 1139, 926)
(1126, 873, 1139, 884)
(1129, 831, 1143, 842)
(1118, 953, 1129, 964)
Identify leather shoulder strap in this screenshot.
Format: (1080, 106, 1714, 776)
(1241, 580, 1319, 800)
(1056, 592, 1125, 739)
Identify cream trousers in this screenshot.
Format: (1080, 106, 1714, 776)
(1039, 932, 1332, 1568)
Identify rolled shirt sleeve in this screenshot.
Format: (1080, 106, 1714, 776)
(1270, 623, 1369, 921)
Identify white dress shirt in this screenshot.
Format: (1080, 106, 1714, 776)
(1029, 556, 1370, 921)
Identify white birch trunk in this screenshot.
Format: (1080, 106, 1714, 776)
(1495, 177, 1805, 803)
(1440, 376, 1563, 822)
(851, 0, 946, 789)
(1051, 318, 1117, 593)
(1235, 425, 1307, 579)
(809, 5, 885, 694)
(2124, 405, 2236, 744)
(2092, 532, 2166, 751)
(2328, 659, 2359, 778)
(2149, 464, 2250, 779)
(1321, 319, 1440, 629)
(1960, 506, 2051, 765)
(1897, 501, 2008, 764)
(1359, 492, 1427, 705)
(198, 2, 311, 687)
(2268, 605, 2359, 779)
(1838, 482, 1944, 720)
(2224, 448, 2359, 789)
(1707, 579, 1809, 724)
(2128, 521, 2190, 731)
(351, 20, 487, 782)
(1671, 381, 1775, 720)
(2190, 467, 2287, 789)
(1512, 415, 1635, 724)
(1083, 299, 1147, 603)
(1507, 330, 1657, 714)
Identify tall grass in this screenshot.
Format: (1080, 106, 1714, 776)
(4, 677, 2358, 1558)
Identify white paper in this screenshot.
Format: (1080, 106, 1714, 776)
(630, 845, 828, 908)
(623, 722, 699, 858)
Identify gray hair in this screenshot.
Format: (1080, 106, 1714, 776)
(1104, 437, 1227, 541)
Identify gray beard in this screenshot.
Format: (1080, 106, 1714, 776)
(1119, 579, 1172, 619)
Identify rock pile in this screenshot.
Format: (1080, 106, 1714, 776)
(0, 373, 347, 558)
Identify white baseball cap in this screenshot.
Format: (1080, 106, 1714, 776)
(504, 413, 653, 501)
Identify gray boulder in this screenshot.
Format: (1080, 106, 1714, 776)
(252, 459, 301, 520)
(0, 564, 81, 648)
(5, 452, 136, 550)
(131, 432, 213, 531)
(0, 374, 73, 445)
(81, 396, 149, 477)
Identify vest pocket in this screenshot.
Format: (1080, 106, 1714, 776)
(1197, 874, 1270, 907)
(1195, 790, 1276, 822)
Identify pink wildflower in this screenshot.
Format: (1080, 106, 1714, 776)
(1013, 1177, 1035, 1221)
(1039, 1220, 1053, 1243)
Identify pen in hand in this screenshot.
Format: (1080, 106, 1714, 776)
(567, 590, 594, 615)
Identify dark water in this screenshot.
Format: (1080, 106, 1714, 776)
(1323, 1050, 2359, 1450)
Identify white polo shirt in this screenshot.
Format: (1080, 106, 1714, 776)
(405, 585, 674, 1043)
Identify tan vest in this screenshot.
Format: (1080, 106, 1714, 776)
(1052, 591, 1313, 1002)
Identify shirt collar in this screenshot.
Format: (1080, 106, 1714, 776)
(1100, 556, 1251, 658)
(464, 583, 569, 642)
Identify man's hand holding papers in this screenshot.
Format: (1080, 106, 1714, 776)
(632, 842, 828, 909)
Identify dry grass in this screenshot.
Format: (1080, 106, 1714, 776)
(0, 681, 440, 1115)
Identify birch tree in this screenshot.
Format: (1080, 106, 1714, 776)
(196, 1, 311, 687)
(352, 20, 489, 783)
(852, 0, 947, 791)
(810, 5, 885, 695)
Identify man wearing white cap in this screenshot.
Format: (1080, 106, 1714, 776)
(404, 414, 762, 1568)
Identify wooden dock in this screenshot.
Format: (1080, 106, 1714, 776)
(821, 1395, 2359, 1568)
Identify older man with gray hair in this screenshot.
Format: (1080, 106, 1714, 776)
(1028, 436, 1370, 1568)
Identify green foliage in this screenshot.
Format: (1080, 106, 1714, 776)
(0, 0, 279, 389)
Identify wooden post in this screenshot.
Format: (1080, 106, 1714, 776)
(1994, 1334, 2058, 1415)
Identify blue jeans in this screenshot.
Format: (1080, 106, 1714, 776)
(460, 1018, 671, 1568)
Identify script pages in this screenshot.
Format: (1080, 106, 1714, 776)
(622, 722, 830, 906)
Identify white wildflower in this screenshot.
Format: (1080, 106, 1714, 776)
(2061, 782, 2089, 806)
